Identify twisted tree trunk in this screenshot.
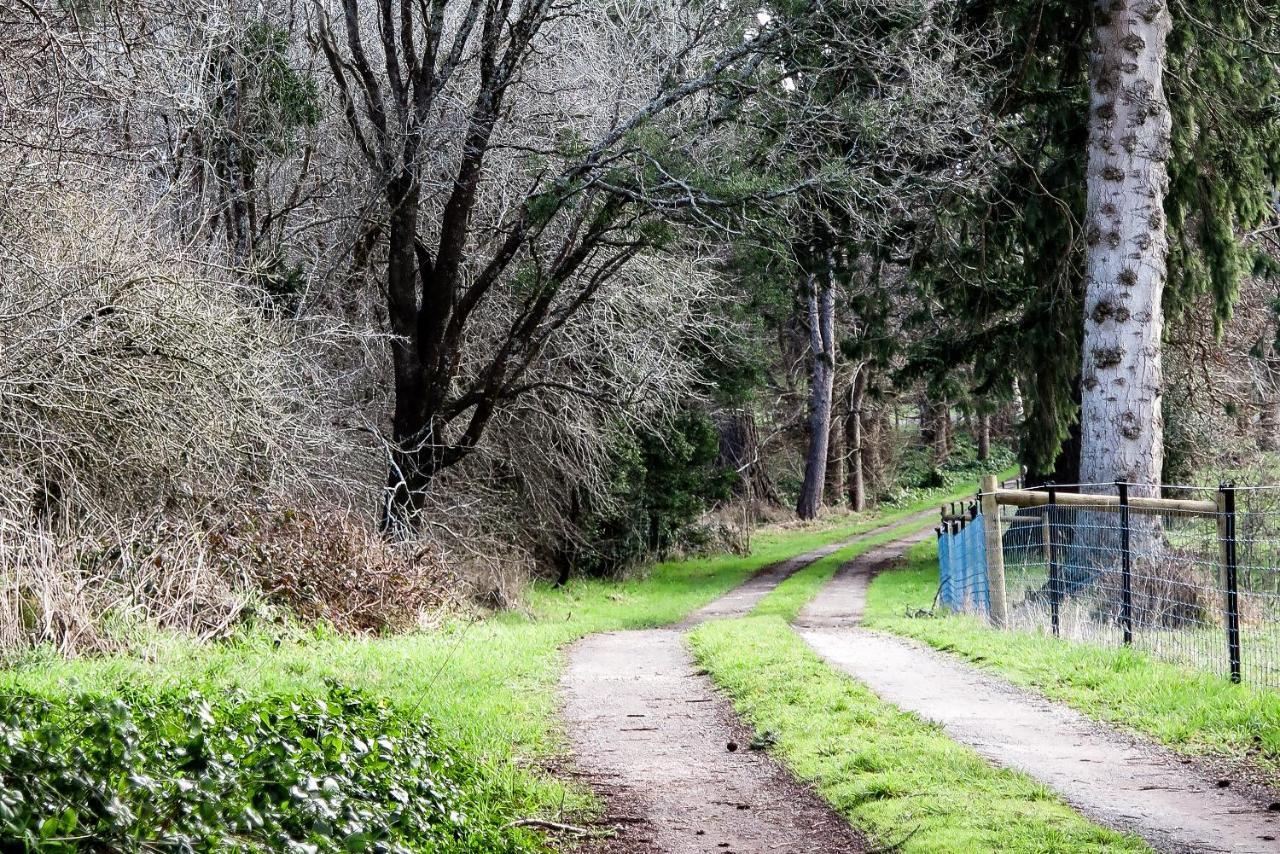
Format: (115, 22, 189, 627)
(846, 364, 868, 511)
(797, 264, 837, 520)
(1078, 0, 1172, 497)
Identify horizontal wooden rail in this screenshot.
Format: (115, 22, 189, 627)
(992, 488, 1217, 515)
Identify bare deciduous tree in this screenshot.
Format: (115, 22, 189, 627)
(309, 0, 798, 528)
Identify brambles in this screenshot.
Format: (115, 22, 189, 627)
(209, 503, 456, 633)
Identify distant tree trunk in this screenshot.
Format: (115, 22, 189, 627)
(1010, 376, 1027, 457)
(978, 412, 991, 461)
(929, 397, 951, 466)
(864, 406, 884, 496)
(797, 264, 836, 520)
(846, 365, 868, 511)
(1078, 0, 1172, 496)
(716, 409, 780, 506)
(941, 402, 953, 457)
(825, 414, 846, 508)
(217, 50, 252, 268)
(919, 391, 935, 446)
(1011, 376, 1027, 425)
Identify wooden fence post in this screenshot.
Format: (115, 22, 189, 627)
(980, 474, 1009, 627)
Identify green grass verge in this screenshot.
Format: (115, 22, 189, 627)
(864, 540, 1280, 775)
(687, 616, 1150, 853)
(0, 476, 997, 850)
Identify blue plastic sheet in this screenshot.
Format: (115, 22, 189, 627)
(938, 514, 990, 614)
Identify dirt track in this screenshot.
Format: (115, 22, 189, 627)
(561, 513, 1280, 853)
(561, 527, 897, 853)
(562, 628, 867, 853)
(799, 541, 1280, 854)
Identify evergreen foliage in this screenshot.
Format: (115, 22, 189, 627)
(909, 1, 1280, 476)
(0, 685, 529, 852)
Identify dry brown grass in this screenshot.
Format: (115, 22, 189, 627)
(208, 503, 456, 634)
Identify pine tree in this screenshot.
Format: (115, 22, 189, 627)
(910, 0, 1280, 486)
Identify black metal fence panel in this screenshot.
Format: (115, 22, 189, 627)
(987, 484, 1280, 690)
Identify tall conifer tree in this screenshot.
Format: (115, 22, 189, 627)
(910, 1, 1280, 485)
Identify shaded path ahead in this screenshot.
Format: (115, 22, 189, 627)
(798, 540, 1280, 854)
(681, 508, 937, 628)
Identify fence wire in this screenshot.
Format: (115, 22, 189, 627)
(989, 489, 1280, 691)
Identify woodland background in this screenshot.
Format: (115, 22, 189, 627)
(2, 0, 1279, 654)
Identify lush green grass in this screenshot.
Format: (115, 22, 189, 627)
(864, 540, 1280, 774)
(0, 476, 995, 849)
(688, 616, 1150, 853)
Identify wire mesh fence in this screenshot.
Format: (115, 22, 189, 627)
(938, 482, 1280, 691)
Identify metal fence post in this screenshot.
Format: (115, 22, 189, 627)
(1118, 481, 1132, 645)
(1040, 510, 1053, 634)
(1047, 483, 1059, 638)
(1218, 484, 1242, 683)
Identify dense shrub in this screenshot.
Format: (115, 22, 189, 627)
(0, 187, 376, 655)
(884, 435, 1016, 505)
(208, 504, 455, 634)
(0, 684, 530, 853)
(567, 411, 735, 575)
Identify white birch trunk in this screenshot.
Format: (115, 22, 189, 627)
(1011, 376, 1026, 425)
(1078, 1, 1172, 497)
